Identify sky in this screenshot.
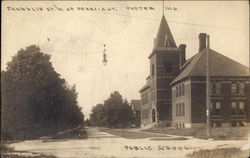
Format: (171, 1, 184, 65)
(2, 1, 249, 119)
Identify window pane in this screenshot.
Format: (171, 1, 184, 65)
(179, 103, 181, 116)
(214, 102, 221, 115)
(176, 104, 178, 116)
(239, 83, 245, 94)
(231, 83, 237, 94)
(216, 102, 221, 109)
(239, 102, 245, 109)
(176, 87, 178, 97)
(216, 83, 221, 94)
(182, 84, 185, 95)
(231, 102, 237, 108)
(231, 102, 237, 115)
(179, 85, 182, 96)
(182, 103, 185, 116)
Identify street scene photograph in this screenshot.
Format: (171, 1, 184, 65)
(1, 1, 250, 158)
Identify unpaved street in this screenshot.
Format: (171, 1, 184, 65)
(9, 127, 249, 158)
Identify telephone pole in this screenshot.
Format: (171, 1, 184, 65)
(206, 35, 211, 138)
(162, 0, 165, 16)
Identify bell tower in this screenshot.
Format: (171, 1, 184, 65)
(147, 15, 186, 125)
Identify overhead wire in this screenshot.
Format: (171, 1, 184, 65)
(28, 10, 246, 57)
(102, 11, 247, 31)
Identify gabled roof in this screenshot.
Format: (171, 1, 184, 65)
(131, 100, 141, 111)
(154, 15, 177, 48)
(171, 49, 249, 85)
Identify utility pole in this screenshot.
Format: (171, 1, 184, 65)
(206, 35, 211, 138)
(162, 0, 165, 16)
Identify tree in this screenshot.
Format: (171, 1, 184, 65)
(84, 119, 91, 127)
(1, 45, 84, 140)
(90, 104, 105, 127)
(90, 91, 133, 128)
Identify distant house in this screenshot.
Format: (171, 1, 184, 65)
(139, 15, 250, 128)
(131, 100, 141, 127)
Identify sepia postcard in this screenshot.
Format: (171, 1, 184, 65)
(1, 1, 250, 158)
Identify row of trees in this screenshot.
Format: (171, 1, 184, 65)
(1, 45, 84, 140)
(90, 91, 134, 128)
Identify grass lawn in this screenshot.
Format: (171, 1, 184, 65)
(1, 127, 88, 157)
(1, 141, 56, 158)
(187, 147, 250, 158)
(99, 128, 168, 139)
(143, 126, 250, 140)
(99, 128, 189, 140)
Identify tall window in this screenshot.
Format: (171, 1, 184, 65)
(176, 103, 185, 117)
(182, 103, 185, 116)
(176, 104, 178, 116)
(179, 85, 182, 96)
(211, 102, 221, 115)
(176, 86, 179, 97)
(231, 102, 245, 115)
(215, 102, 221, 115)
(215, 83, 221, 94)
(231, 83, 237, 94)
(239, 83, 245, 94)
(176, 84, 185, 98)
(182, 84, 185, 96)
(239, 102, 245, 114)
(231, 102, 237, 115)
(178, 103, 181, 117)
(211, 82, 221, 94)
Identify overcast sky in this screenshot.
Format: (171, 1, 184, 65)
(2, 1, 249, 118)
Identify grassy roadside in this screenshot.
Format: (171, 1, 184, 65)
(1, 127, 88, 157)
(142, 126, 250, 140)
(99, 128, 188, 140)
(1, 141, 56, 158)
(187, 147, 250, 158)
(99, 128, 167, 139)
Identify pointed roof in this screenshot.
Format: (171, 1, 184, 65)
(171, 49, 249, 85)
(154, 15, 177, 48)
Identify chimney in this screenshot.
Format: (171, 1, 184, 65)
(178, 44, 186, 67)
(199, 33, 207, 52)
